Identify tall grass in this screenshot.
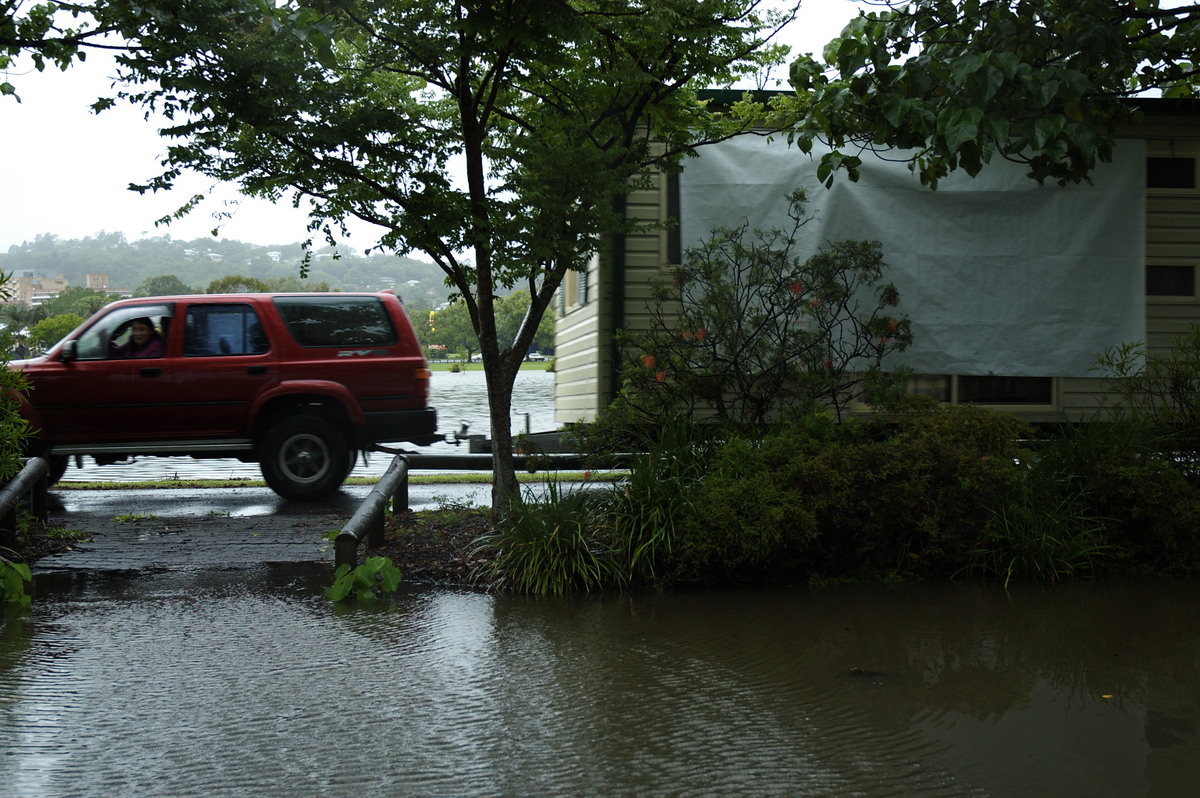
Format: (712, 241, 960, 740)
(966, 475, 1112, 588)
(605, 415, 717, 585)
(472, 480, 624, 595)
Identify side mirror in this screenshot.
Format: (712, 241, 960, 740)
(60, 340, 77, 363)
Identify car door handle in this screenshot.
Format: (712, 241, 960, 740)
(246, 366, 267, 375)
(139, 367, 162, 377)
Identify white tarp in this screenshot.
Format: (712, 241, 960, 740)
(678, 137, 1146, 377)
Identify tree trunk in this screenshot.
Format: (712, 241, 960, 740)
(483, 356, 521, 515)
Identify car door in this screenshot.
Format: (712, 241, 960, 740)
(29, 303, 177, 441)
(174, 302, 279, 437)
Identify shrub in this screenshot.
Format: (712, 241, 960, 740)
(615, 189, 913, 429)
(797, 407, 1032, 578)
(1093, 325, 1200, 458)
(670, 434, 820, 584)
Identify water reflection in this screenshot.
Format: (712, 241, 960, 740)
(3, 576, 1197, 796)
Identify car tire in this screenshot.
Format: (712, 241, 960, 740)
(260, 415, 351, 501)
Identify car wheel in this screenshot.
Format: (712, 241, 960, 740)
(260, 415, 351, 501)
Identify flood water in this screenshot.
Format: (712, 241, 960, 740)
(11, 365, 1200, 795)
(3, 574, 1198, 797)
(57, 367, 558, 483)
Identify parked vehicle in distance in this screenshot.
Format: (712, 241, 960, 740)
(10, 291, 439, 500)
(527, 352, 547, 361)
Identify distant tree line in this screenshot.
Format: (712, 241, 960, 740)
(0, 232, 448, 301)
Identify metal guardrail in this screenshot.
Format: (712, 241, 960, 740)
(0, 457, 50, 550)
(335, 455, 410, 569)
(335, 452, 625, 568)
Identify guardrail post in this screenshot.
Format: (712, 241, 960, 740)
(335, 455, 411, 569)
(0, 458, 50, 550)
(392, 455, 410, 514)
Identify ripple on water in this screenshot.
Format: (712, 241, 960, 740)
(3, 576, 1197, 796)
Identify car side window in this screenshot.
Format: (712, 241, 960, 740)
(75, 305, 173, 361)
(273, 296, 398, 347)
(184, 304, 269, 357)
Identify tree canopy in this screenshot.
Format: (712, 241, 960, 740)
(108, 0, 797, 509)
(786, 0, 1200, 188)
(1, 1, 129, 99)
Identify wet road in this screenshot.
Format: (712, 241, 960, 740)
(34, 482, 493, 575)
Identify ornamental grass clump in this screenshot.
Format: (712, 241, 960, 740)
(472, 481, 624, 596)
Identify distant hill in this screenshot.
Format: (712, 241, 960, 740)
(0, 232, 451, 311)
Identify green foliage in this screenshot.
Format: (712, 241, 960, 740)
(0, 300, 32, 481)
(494, 291, 556, 354)
(0, 554, 32, 610)
(39, 286, 111, 318)
(672, 431, 824, 584)
(966, 473, 1111, 588)
(28, 313, 84, 352)
(326, 556, 402, 602)
(786, 0, 1200, 188)
(604, 415, 718, 585)
(427, 300, 478, 361)
(114, 513, 156, 524)
(110, 0, 798, 511)
(492, 408, 1200, 593)
(135, 274, 197, 296)
(1093, 325, 1200, 457)
(617, 190, 912, 428)
(473, 482, 624, 596)
(1, 1, 123, 99)
(206, 274, 269, 294)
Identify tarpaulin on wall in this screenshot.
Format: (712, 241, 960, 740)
(678, 137, 1146, 377)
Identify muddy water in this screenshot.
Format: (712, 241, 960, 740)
(3, 575, 1197, 796)
(57, 368, 557, 483)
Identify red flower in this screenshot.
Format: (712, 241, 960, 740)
(695, 328, 708, 341)
(887, 318, 899, 334)
(681, 330, 693, 340)
(880, 336, 891, 345)
(791, 280, 805, 295)
(642, 355, 656, 369)
(655, 371, 666, 383)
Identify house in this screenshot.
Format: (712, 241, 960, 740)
(553, 97, 1200, 426)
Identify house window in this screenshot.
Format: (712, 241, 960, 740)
(666, 172, 682, 266)
(576, 268, 589, 305)
(958, 376, 1053, 404)
(1147, 157, 1196, 189)
(1146, 264, 1195, 297)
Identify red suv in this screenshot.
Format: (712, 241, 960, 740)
(11, 292, 438, 500)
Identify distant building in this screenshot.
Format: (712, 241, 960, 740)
(1, 272, 132, 306)
(2, 271, 70, 306)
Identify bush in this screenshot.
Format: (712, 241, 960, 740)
(615, 189, 912, 429)
(796, 407, 1031, 578)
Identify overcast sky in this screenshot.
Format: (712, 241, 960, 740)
(0, 0, 861, 253)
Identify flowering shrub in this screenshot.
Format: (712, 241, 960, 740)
(615, 190, 913, 429)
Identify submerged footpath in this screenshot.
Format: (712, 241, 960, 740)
(27, 482, 494, 577)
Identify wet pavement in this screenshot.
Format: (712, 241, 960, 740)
(33, 482, 492, 575)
